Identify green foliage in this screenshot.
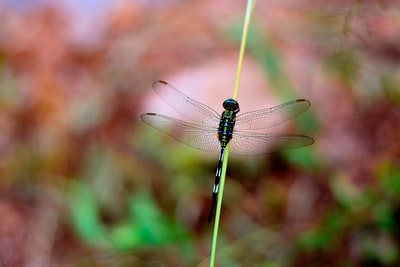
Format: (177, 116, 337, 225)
(378, 160, 400, 197)
(324, 49, 359, 86)
(381, 74, 400, 103)
(69, 181, 191, 251)
(249, 38, 291, 99)
(295, 159, 400, 266)
(0, 67, 21, 108)
(330, 173, 369, 211)
(70, 182, 109, 248)
(298, 228, 335, 251)
(282, 147, 318, 171)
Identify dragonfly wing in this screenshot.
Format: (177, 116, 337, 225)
(152, 80, 221, 125)
(230, 130, 314, 156)
(140, 113, 220, 152)
(235, 99, 311, 131)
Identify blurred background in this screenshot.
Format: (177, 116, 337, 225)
(0, 0, 399, 266)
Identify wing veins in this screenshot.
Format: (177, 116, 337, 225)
(140, 113, 220, 152)
(235, 99, 311, 131)
(152, 81, 220, 125)
(230, 129, 314, 156)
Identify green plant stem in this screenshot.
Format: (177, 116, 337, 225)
(209, 1, 256, 267)
(209, 144, 230, 267)
(232, 0, 256, 100)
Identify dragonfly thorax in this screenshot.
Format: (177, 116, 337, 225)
(223, 98, 240, 113)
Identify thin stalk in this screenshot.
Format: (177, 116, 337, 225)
(209, 1, 256, 267)
(232, 0, 256, 100)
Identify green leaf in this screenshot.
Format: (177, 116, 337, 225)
(377, 160, 400, 196)
(330, 172, 367, 211)
(324, 49, 359, 86)
(381, 73, 400, 103)
(373, 202, 395, 231)
(282, 147, 317, 171)
(69, 181, 109, 247)
(298, 229, 333, 251)
(128, 191, 188, 246)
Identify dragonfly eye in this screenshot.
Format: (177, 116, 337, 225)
(223, 99, 240, 112)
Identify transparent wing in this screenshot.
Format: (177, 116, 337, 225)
(230, 130, 314, 156)
(140, 113, 220, 152)
(235, 99, 310, 131)
(152, 80, 221, 125)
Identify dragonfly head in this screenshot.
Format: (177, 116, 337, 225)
(223, 99, 240, 113)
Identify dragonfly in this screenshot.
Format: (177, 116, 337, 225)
(140, 80, 314, 223)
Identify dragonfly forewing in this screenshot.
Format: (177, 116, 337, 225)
(235, 99, 311, 131)
(152, 81, 221, 126)
(140, 113, 221, 152)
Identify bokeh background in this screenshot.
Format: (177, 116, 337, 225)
(0, 0, 399, 266)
